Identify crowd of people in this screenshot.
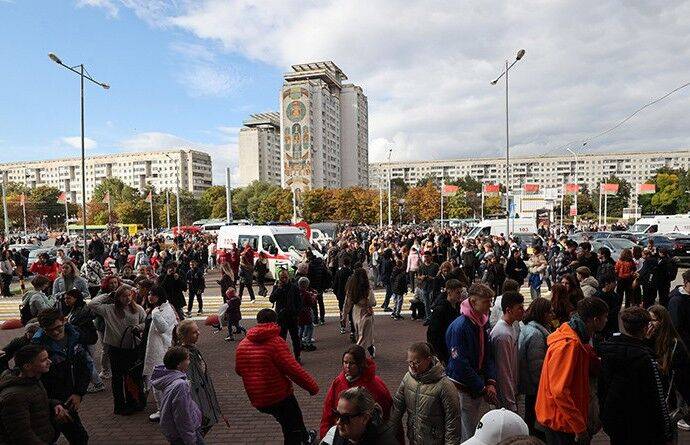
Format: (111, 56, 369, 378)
(0, 222, 688, 445)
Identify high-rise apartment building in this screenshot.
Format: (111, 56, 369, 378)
(0, 149, 212, 203)
(369, 150, 690, 195)
(238, 112, 282, 186)
(280, 61, 369, 195)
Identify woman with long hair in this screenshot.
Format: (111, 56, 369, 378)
(559, 273, 584, 309)
(88, 284, 146, 415)
(52, 260, 90, 303)
(616, 248, 638, 307)
(342, 267, 377, 358)
(549, 283, 575, 328)
(518, 297, 553, 440)
(647, 304, 690, 431)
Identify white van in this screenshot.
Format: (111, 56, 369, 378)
(217, 225, 319, 275)
(629, 214, 690, 236)
(466, 218, 538, 239)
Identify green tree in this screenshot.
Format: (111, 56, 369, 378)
(639, 169, 690, 214)
(446, 192, 472, 219)
(198, 186, 227, 219)
(256, 189, 293, 223)
(591, 176, 631, 218)
(301, 188, 336, 223)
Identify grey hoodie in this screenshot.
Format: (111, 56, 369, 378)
(580, 276, 599, 299)
(22, 290, 56, 318)
(151, 364, 202, 445)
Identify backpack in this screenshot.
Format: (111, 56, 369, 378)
(20, 302, 33, 325)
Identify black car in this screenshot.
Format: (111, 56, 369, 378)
(638, 234, 690, 266)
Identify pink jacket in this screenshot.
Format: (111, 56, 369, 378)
(407, 252, 420, 272)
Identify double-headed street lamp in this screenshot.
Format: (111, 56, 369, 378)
(48, 52, 109, 259)
(491, 49, 526, 236)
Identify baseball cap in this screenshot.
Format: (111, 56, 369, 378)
(462, 409, 529, 445)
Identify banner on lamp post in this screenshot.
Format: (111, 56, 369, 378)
(523, 183, 540, 194)
(637, 183, 656, 195)
(441, 184, 459, 197)
(483, 184, 500, 195)
(565, 183, 580, 194)
(600, 183, 619, 195)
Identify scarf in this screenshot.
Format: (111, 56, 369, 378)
(568, 313, 590, 344)
(460, 298, 489, 369)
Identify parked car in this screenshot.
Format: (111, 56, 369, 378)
(637, 234, 690, 266)
(590, 238, 638, 261)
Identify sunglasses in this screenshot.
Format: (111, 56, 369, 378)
(332, 409, 364, 424)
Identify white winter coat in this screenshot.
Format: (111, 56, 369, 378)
(143, 301, 178, 380)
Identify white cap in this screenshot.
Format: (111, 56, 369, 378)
(462, 409, 529, 445)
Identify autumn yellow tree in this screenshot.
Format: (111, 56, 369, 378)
(406, 183, 441, 222)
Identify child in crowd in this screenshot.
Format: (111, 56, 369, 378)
(223, 287, 245, 341)
(297, 277, 317, 351)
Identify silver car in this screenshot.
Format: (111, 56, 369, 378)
(590, 238, 637, 261)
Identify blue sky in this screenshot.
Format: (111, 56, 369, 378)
(2, 1, 689, 185)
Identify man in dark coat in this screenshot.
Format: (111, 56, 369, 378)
(332, 257, 353, 336)
(307, 250, 330, 325)
(598, 307, 673, 445)
(269, 269, 303, 361)
(426, 278, 464, 365)
(158, 261, 188, 320)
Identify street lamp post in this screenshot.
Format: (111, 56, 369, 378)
(164, 153, 181, 229)
(398, 198, 405, 226)
(491, 49, 526, 236)
(48, 52, 109, 260)
(387, 147, 393, 226)
(1, 174, 8, 239)
(566, 148, 579, 226)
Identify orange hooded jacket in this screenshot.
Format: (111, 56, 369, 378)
(535, 322, 590, 435)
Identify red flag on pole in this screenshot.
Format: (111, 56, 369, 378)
(102, 191, 110, 204)
(145, 191, 153, 203)
(441, 184, 459, 197)
(20, 193, 25, 205)
(523, 183, 540, 193)
(569, 204, 578, 216)
(600, 183, 619, 195)
(57, 192, 67, 204)
(484, 184, 500, 194)
(565, 183, 580, 193)
(637, 183, 656, 195)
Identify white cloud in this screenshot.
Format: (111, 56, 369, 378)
(75, 0, 118, 17)
(88, 1, 690, 164)
(175, 64, 242, 98)
(118, 131, 240, 185)
(62, 136, 97, 150)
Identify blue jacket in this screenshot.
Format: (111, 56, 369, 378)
(445, 315, 496, 396)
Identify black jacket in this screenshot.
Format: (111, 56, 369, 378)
(578, 251, 600, 277)
(0, 336, 31, 373)
(426, 298, 460, 365)
(307, 257, 330, 292)
(65, 302, 98, 346)
(669, 286, 690, 351)
(593, 289, 622, 340)
(597, 334, 672, 445)
(378, 257, 394, 286)
(158, 272, 187, 310)
(390, 266, 407, 296)
(332, 266, 352, 300)
(596, 259, 616, 284)
(637, 256, 658, 288)
(269, 281, 302, 322)
(505, 257, 528, 284)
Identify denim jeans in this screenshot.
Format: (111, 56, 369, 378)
(298, 323, 314, 344)
(85, 344, 103, 386)
(392, 293, 404, 316)
(421, 288, 434, 322)
(459, 392, 484, 442)
(382, 283, 393, 308)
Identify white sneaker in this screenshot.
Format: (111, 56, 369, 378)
(149, 411, 161, 422)
(678, 419, 690, 431)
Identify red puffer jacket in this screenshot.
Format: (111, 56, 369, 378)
(319, 358, 393, 438)
(235, 322, 319, 408)
(29, 261, 59, 281)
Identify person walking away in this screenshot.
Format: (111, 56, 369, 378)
(575, 267, 598, 299)
(638, 248, 658, 308)
(207, 241, 216, 270)
(21, 275, 55, 324)
(518, 297, 553, 440)
(216, 262, 235, 302)
(407, 247, 420, 291)
(426, 278, 465, 366)
(152, 347, 205, 445)
(255, 251, 270, 297)
(417, 251, 439, 325)
(597, 307, 673, 445)
(505, 249, 528, 287)
(143, 286, 178, 422)
(332, 257, 353, 335)
(390, 259, 407, 320)
(0, 251, 14, 297)
(647, 304, 690, 433)
(32, 308, 91, 443)
(223, 287, 246, 341)
(490, 291, 525, 413)
(320, 345, 393, 439)
(526, 245, 547, 299)
(185, 259, 205, 316)
(445, 282, 497, 441)
(342, 267, 377, 358)
(176, 320, 223, 436)
(387, 342, 460, 445)
(615, 248, 637, 308)
(483, 253, 506, 299)
(88, 285, 146, 415)
(320, 387, 397, 445)
(658, 248, 679, 307)
(62, 289, 102, 393)
(0, 345, 66, 444)
(238, 242, 256, 302)
(158, 262, 188, 320)
(270, 269, 303, 360)
(535, 297, 609, 445)
(306, 249, 330, 325)
(235, 309, 318, 444)
(297, 277, 317, 351)
(593, 274, 621, 340)
(378, 249, 394, 312)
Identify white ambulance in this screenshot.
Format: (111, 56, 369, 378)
(629, 214, 690, 236)
(466, 218, 538, 239)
